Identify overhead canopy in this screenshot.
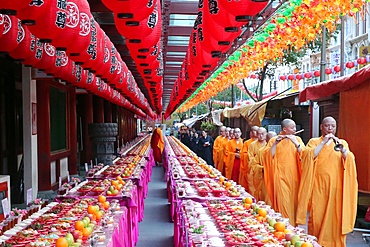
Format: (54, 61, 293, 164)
(299, 64, 370, 102)
(182, 113, 209, 128)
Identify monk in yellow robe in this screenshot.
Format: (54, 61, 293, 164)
(262, 119, 305, 226)
(248, 127, 267, 199)
(213, 126, 226, 172)
(221, 127, 232, 176)
(296, 117, 357, 247)
(239, 126, 259, 190)
(225, 128, 243, 181)
(150, 125, 164, 165)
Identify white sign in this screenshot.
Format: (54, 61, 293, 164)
(1, 198, 9, 218)
(26, 188, 33, 206)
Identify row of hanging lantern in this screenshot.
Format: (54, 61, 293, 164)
(165, 0, 269, 118)
(101, 0, 163, 114)
(0, 1, 156, 119)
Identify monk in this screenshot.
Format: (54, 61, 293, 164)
(213, 126, 226, 171)
(251, 131, 276, 204)
(239, 126, 259, 190)
(219, 127, 231, 176)
(247, 127, 267, 199)
(262, 119, 305, 226)
(296, 116, 358, 247)
(150, 125, 164, 165)
(224, 128, 243, 181)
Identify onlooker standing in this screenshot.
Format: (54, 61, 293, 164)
(189, 131, 200, 155)
(262, 119, 305, 226)
(296, 116, 358, 247)
(198, 130, 214, 166)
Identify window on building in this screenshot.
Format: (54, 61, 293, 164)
(49, 86, 67, 152)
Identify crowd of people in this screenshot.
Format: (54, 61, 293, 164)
(178, 117, 357, 247)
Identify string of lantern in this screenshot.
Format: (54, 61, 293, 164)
(0, 1, 157, 119)
(175, 0, 368, 114)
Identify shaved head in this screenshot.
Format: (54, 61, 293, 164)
(322, 116, 336, 124)
(281, 119, 296, 135)
(266, 131, 277, 142)
(250, 125, 259, 139)
(281, 119, 295, 128)
(321, 116, 337, 136)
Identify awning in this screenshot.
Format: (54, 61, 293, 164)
(299, 64, 370, 102)
(182, 113, 209, 128)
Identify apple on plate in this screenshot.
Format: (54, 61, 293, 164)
(290, 235, 301, 245)
(65, 232, 74, 245)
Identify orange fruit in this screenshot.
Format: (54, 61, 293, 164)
(98, 195, 106, 203)
(256, 215, 264, 222)
(219, 177, 225, 183)
(95, 210, 103, 221)
(244, 197, 253, 204)
(87, 205, 98, 214)
(258, 208, 267, 217)
(82, 227, 92, 237)
(274, 222, 286, 232)
(111, 180, 119, 186)
(301, 242, 313, 247)
(274, 231, 285, 240)
(103, 201, 110, 210)
(75, 220, 85, 231)
(243, 203, 251, 209)
(55, 237, 69, 247)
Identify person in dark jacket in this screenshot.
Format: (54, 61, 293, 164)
(198, 130, 214, 167)
(189, 131, 200, 154)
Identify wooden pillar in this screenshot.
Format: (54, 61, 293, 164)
(104, 100, 112, 123)
(68, 87, 77, 175)
(80, 94, 93, 164)
(37, 79, 51, 191)
(93, 95, 104, 123)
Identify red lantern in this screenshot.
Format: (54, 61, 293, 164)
(313, 70, 320, 77)
(53, 56, 73, 81)
(357, 57, 366, 64)
(218, 0, 269, 22)
(333, 65, 341, 73)
(295, 74, 302, 80)
(287, 74, 295, 80)
(22, 37, 44, 66)
(9, 25, 33, 61)
(346, 61, 354, 68)
(34, 43, 56, 73)
(0, 15, 22, 53)
(114, 0, 160, 41)
(102, 0, 156, 21)
(280, 75, 286, 81)
(325, 68, 332, 75)
(0, 14, 5, 39)
(304, 72, 312, 78)
(18, 0, 68, 43)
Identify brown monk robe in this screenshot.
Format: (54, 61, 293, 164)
(296, 117, 358, 247)
(239, 126, 259, 191)
(262, 119, 305, 226)
(224, 128, 243, 181)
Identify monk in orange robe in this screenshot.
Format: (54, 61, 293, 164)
(247, 127, 267, 199)
(150, 125, 164, 164)
(221, 127, 232, 176)
(250, 131, 276, 204)
(296, 117, 358, 247)
(262, 119, 305, 226)
(239, 126, 259, 190)
(225, 128, 243, 181)
(213, 126, 226, 172)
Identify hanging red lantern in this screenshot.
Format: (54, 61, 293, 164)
(0, 14, 5, 39)
(313, 70, 320, 77)
(80, 22, 105, 72)
(333, 65, 341, 73)
(102, 0, 156, 21)
(345, 61, 354, 69)
(0, 15, 22, 53)
(45, 50, 69, 76)
(218, 0, 268, 22)
(357, 57, 366, 64)
(9, 25, 33, 61)
(287, 74, 295, 80)
(304, 72, 312, 78)
(114, 0, 160, 41)
(34, 43, 56, 73)
(18, 0, 68, 43)
(53, 56, 73, 81)
(295, 74, 302, 80)
(325, 68, 332, 75)
(279, 75, 286, 81)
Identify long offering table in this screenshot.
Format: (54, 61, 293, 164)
(164, 136, 320, 247)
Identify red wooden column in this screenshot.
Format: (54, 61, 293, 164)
(104, 100, 112, 123)
(37, 79, 52, 191)
(68, 87, 77, 175)
(93, 95, 104, 123)
(80, 94, 94, 164)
